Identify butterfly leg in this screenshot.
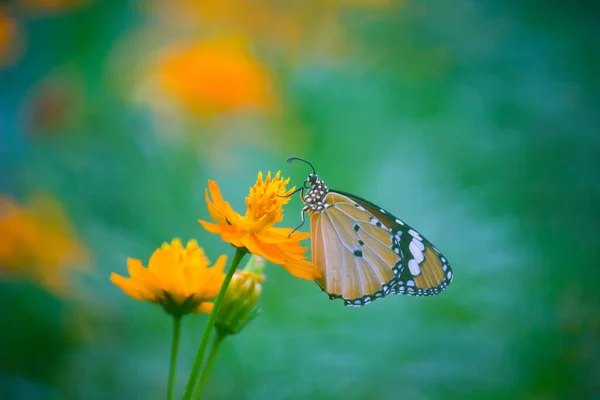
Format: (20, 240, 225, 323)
(279, 185, 306, 199)
(288, 206, 308, 237)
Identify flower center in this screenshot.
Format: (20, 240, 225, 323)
(243, 171, 291, 232)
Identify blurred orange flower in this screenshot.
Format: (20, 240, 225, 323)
(0, 193, 90, 296)
(199, 171, 319, 280)
(0, 7, 22, 69)
(153, 36, 274, 117)
(110, 239, 226, 316)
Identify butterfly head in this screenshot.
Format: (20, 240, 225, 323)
(303, 173, 329, 213)
(287, 156, 330, 213)
(306, 173, 318, 186)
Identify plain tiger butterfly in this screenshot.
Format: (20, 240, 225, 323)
(287, 156, 453, 307)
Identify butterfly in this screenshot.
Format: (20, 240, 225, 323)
(287, 156, 453, 307)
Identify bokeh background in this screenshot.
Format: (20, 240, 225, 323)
(1, 1, 599, 399)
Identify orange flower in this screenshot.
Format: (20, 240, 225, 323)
(153, 36, 274, 117)
(199, 171, 319, 280)
(0, 193, 89, 296)
(110, 239, 226, 316)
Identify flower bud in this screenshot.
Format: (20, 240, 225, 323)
(215, 255, 265, 335)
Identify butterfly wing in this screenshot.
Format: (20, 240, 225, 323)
(311, 190, 453, 307)
(310, 193, 400, 306)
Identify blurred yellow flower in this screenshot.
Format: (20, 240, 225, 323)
(0, 193, 89, 296)
(199, 171, 319, 280)
(153, 36, 274, 117)
(110, 239, 227, 316)
(216, 255, 265, 335)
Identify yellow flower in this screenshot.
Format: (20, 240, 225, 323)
(216, 255, 265, 335)
(110, 239, 226, 316)
(199, 171, 319, 280)
(153, 36, 273, 117)
(0, 193, 90, 296)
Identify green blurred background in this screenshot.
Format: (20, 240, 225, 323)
(1, 1, 599, 399)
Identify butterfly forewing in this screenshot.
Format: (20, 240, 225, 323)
(310, 190, 452, 306)
(333, 190, 453, 296)
(311, 193, 400, 304)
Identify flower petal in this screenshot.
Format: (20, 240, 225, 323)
(110, 273, 156, 301)
(206, 180, 241, 225)
(127, 258, 146, 279)
(198, 219, 232, 235)
(240, 233, 286, 264)
(281, 261, 321, 280)
(211, 254, 228, 272)
(257, 228, 311, 244)
(196, 301, 214, 314)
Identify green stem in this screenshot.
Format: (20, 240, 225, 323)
(167, 315, 182, 400)
(192, 330, 226, 400)
(182, 248, 247, 400)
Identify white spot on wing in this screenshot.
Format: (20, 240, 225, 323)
(408, 259, 421, 276)
(408, 229, 422, 240)
(409, 240, 425, 263)
(414, 239, 425, 251)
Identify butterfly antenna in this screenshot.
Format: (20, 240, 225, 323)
(286, 156, 316, 175)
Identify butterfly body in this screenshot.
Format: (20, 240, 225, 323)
(291, 162, 453, 307)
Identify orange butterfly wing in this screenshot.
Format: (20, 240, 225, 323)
(310, 191, 452, 307)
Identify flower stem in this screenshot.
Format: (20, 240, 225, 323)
(182, 248, 247, 400)
(167, 314, 182, 400)
(192, 330, 226, 400)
